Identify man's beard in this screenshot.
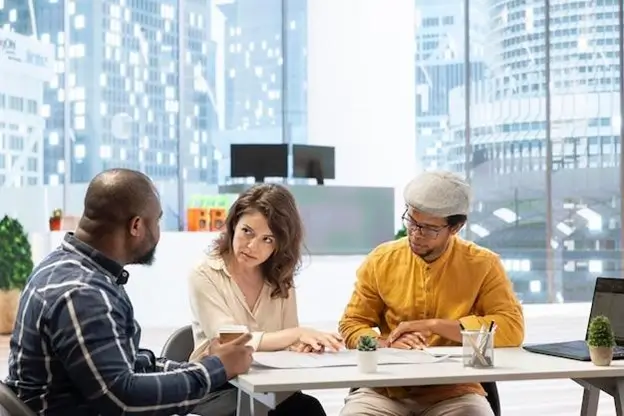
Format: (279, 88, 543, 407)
(132, 228, 158, 265)
(134, 244, 157, 265)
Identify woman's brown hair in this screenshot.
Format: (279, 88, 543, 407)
(214, 183, 304, 298)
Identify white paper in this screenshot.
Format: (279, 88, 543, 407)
(252, 348, 447, 369)
(423, 346, 465, 358)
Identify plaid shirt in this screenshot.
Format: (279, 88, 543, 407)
(4, 233, 227, 416)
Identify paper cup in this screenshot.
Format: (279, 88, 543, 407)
(219, 324, 248, 343)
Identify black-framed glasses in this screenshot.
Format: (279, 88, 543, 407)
(401, 212, 448, 239)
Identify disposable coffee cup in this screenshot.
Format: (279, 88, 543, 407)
(218, 325, 248, 343)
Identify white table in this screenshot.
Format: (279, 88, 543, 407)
(232, 347, 624, 416)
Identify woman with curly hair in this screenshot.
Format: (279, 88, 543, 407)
(188, 183, 341, 416)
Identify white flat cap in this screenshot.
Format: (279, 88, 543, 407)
(403, 171, 471, 217)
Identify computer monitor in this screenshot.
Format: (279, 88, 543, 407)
(586, 277, 624, 344)
(292, 145, 335, 185)
(230, 144, 288, 183)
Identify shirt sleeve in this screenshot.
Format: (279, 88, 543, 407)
(133, 349, 184, 373)
(47, 285, 227, 416)
(188, 265, 264, 350)
(338, 254, 385, 349)
(459, 256, 525, 347)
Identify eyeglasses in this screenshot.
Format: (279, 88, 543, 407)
(401, 214, 447, 239)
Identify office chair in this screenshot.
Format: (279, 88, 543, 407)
(482, 382, 501, 416)
(0, 382, 36, 416)
(161, 325, 194, 362)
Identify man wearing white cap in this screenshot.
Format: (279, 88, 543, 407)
(338, 171, 524, 416)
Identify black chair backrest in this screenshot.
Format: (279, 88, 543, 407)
(160, 325, 194, 362)
(0, 383, 36, 416)
(482, 382, 501, 416)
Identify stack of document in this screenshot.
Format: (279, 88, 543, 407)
(252, 348, 447, 369)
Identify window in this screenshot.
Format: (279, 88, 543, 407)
(27, 100, 38, 114)
(8, 96, 23, 111)
(74, 15, 85, 29)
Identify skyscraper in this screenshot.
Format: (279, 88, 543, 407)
(0, 0, 218, 185)
(0, 29, 54, 187)
(217, 0, 307, 145)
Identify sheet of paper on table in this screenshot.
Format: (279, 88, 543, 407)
(423, 346, 465, 358)
(252, 348, 448, 369)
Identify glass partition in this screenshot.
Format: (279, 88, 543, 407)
(1, 0, 623, 302)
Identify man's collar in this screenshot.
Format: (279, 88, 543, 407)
(412, 235, 457, 267)
(63, 232, 130, 285)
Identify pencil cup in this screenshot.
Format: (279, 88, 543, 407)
(461, 330, 494, 369)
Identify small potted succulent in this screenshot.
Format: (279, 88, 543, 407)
(587, 315, 615, 366)
(49, 208, 62, 231)
(356, 335, 379, 373)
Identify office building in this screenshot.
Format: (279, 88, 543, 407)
(216, 0, 307, 145)
(425, 0, 624, 302)
(0, 29, 54, 187)
(415, 0, 487, 169)
(0, 0, 218, 184)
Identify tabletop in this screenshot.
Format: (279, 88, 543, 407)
(235, 347, 624, 394)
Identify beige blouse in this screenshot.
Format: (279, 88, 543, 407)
(188, 251, 298, 359)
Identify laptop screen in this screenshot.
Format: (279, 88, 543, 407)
(586, 277, 624, 345)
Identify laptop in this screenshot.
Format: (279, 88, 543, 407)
(523, 277, 624, 361)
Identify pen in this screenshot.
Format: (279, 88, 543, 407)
(487, 320, 495, 333)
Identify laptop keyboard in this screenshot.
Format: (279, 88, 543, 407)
(529, 342, 624, 360)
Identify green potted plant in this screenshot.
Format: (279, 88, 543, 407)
(357, 335, 379, 373)
(587, 315, 615, 366)
(395, 226, 407, 239)
(49, 208, 62, 231)
(0, 216, 33, 334)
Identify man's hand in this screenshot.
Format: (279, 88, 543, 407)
(209, 333, 254, 379)
(390, 332, 428, 350)
(387, 319, 436, 344)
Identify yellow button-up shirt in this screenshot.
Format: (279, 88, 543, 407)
(339, 236, 524, 404)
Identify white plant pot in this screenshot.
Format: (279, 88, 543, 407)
(588, 345, 613, 366)
(357, 350, 378, 373)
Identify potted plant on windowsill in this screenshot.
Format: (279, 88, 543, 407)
(357, 335, 379, 373)
(587, 315, 615, 366)
(49, 208, 62, 231)
(0, 216, 34, 334)
(395, 226, 407, 239)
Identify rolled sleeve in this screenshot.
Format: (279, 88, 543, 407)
(459, 257, 525, 347)
(339, 255, 385, 349)
(249, 331, 265, 351)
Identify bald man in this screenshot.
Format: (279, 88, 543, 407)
(4, 169, 253, 416)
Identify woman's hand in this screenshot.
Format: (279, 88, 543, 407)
(297, 328, 344, 352)
(289, 341, 325, 353)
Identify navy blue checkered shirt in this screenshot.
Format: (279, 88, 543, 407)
(4, 233, 227, 415)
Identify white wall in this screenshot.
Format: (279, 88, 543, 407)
(33, 232, 365, 328)
(307, 0, 418, 228)
(33, 232, 590, 330)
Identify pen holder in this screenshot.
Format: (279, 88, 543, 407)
(461, 330, 494, 369)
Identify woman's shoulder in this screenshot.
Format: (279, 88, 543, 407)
(189, 250, 228, 285)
